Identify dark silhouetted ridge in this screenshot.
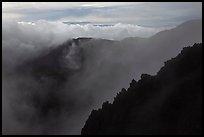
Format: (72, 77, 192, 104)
(81, 43, 202, 135)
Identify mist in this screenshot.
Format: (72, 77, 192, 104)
(2, 19, 202, 135)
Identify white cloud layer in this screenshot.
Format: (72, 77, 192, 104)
(3, 20, 168, 45)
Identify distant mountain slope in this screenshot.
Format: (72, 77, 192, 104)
(120, 19, 202, 59)
(78, 19, 202, 103)
(81, 43, 202, 135)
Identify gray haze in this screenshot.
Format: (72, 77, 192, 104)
(2, 19, 202, 135)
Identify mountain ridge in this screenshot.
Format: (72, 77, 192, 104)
(81, 43, 202, 135)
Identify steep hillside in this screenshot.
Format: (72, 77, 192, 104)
(81, 43, 202, 135)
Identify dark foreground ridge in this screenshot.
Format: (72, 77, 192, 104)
(81, 43, 202, 135)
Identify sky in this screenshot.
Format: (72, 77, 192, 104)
(2, 2, 202, 27)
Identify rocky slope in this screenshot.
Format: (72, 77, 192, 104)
(81, 43, 202, 135)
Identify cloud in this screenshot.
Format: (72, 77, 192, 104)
(3, 20, 167, 43)
(2, 2, 202, 27)
(2, 19, 166, 76)
(2, 2, 139, 12)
